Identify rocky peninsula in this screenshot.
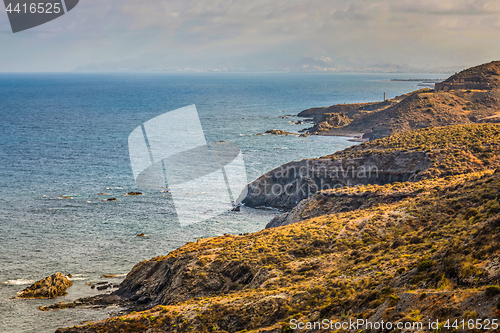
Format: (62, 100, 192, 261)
(299, 61, 500, 140)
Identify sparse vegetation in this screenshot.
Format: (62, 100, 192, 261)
(56, 61, 500, 332)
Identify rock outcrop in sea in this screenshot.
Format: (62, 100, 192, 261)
(18, 273, 73, 299)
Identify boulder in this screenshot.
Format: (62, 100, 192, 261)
(18, 273, 73, 299)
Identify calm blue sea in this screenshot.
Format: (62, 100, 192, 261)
(0, 72, 442, 332)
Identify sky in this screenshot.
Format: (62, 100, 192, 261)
(1, 0, 500, 72)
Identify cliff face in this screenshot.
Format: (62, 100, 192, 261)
(243, 124, 500, 211)
(241, 151, 428, 210)
(297, 100, 395, 123)
(113, 240, 272, 309)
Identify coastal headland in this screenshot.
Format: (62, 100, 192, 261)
(46, 61, 500, 332)
(298, 61, 500, 141)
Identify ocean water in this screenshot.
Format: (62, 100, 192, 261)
(0, 72, 442, 332)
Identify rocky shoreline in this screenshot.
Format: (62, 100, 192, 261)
(50, 122, 500, 332)
(24, 61, 500, 332)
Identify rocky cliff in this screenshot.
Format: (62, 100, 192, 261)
(241, 151, 427, 210)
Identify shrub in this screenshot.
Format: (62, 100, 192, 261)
(485, 285, 500, 297)
(417, 260, 435, 272)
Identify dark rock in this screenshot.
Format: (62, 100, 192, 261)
(106, 198, 117, 201)
(42, 294, 132, 312)
(126, 192, 142, 196)
(362, 131, 373, 139)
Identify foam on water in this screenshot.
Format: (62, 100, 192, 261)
(2, 279, 35, 286)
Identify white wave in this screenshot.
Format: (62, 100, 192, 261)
(99, 274, 127, 278)
(2, 279, 34, 285)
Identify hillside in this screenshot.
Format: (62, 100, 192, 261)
(436, 61, 500, 91)
(242, 124, 500, 210)
(298, 61, 500, 140)
(55, 124, 500, 333)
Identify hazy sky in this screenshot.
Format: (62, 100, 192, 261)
(1, 0, 500, 71)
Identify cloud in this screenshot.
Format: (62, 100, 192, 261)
(390, 0, 500, 16)
(1, 0, 500, 71)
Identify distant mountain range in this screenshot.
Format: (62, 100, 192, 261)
(72, 41, 467, 74)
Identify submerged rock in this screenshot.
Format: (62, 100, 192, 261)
(264, 129, 297, 136)
(126, 191, 142, 196)
(18, 273, 72, 299)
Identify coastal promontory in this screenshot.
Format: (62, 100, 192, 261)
(299, 61, 500, 140)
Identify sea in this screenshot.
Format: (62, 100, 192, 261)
(0, 72, 442, 332)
